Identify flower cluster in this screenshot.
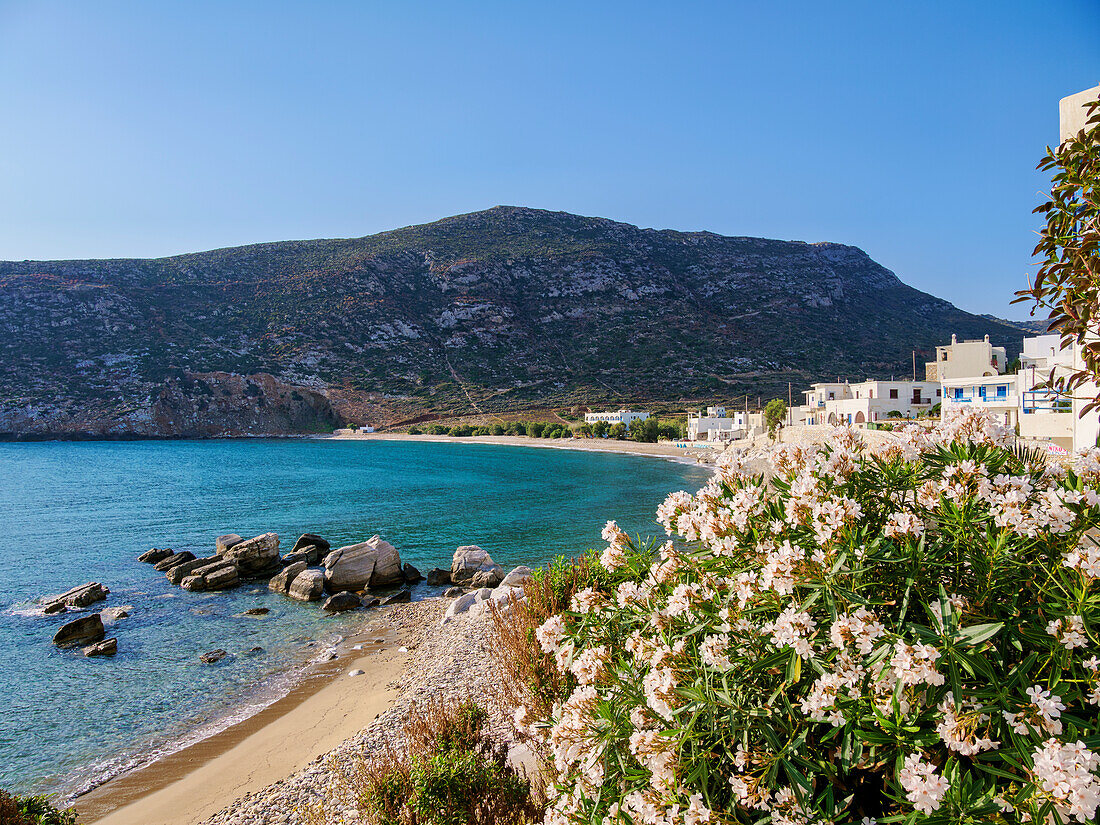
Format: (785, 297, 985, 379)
(517, 410, 1100, 824)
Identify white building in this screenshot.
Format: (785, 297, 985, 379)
(925, 334, 1007, 381)
(801, 380, 940, 427)
(584, 409, 650, 426)
(687, 406, 751, 442)
(940, 374, 1020, 429)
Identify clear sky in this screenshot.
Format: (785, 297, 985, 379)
(0, 1, 1096, 317)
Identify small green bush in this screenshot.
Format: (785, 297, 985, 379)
(407, 426, 423, 435)
(0, 791, 79, 825)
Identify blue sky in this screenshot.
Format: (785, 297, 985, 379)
(0, 1, 1096, 317)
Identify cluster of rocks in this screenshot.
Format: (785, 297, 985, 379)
(141, 531, 426, 616)
(45, 583, 127, 657)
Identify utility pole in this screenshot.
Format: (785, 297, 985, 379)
(788, 382, 793, 427)
(912, 350, 916, 382)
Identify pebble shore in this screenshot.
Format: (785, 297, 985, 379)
(200, 597, 510, 825)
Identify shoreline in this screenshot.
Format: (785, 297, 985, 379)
(75, 603, 434, 825)
(322, 431, 720, 464)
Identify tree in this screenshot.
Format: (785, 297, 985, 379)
(886, 409, 904, 419)
(573, 423, 593, 438)
(629, 417, 660, 443)
(1014, 94, 1100, 413)
(527, 422, 545, 438)
(591, 420, 610, 438)
(764, 398, 786, 436)
(608, 422, 626, 439)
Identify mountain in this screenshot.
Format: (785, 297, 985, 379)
(0, 206, 1025, 436)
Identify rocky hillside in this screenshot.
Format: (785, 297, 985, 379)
(0, 206, 1023, 436)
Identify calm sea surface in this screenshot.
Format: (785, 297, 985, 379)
(0, 438, 708, 796)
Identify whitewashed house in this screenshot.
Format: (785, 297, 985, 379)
(687, 406, 751, 442)
(584, 409, 650, 426)
(925, 334, 1007, 381)
(940, 374, 1019, 429)
(801, 380, 940, 427)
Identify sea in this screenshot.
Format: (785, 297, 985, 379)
(0, 438, 709, 798)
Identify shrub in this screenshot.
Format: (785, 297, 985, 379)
(408, 426, 423, 435)
(491, 424, 505, 436)
(527, 422, 546, 438)
(473, 426, 491, 436)
(511, 410, 1100, 825)
(448, 425, 473, 437)
(608, 423, 626, 439)
(426, 424, 449, 435)
(0, 791, 79, 825)
(332, 697, 540, 825)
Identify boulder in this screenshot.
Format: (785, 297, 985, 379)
(499, 566, 534, 589)
(219, 533, 281, 578)
(268, 560, 308, 594)
(200, 649, 228, 664)
(166, 556, 219, 585)
(215, 534, 244, 553)
(323, 536, 403, 592)
(402, 563, 424, 583)
(180, 575, 207, 592)
(288, 569, 325, 602)
(43, 582, 110, 613)
(244, 607, 270, 616)
(53, 614, 105, 646)
(83, 638, 117, 657)
(451, 546, 504, 587)
(154, 551, 196, 572)
(138, 548, 173, 564)
(471, 568, 504, 589)
(205, 565, 240, 591)
(322, 592, 361, 612)
(443, 586, 464, 598)
(362, 597, 381, 608)
(101, 606, 131, 621)
(284, 534, 330, 566)
(383, 589, 411, 605)
(426, 567, 451, 586)
(441, 588, 493, 625)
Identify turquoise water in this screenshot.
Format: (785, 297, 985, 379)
(0, 438, 707, 796)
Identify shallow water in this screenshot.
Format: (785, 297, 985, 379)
(0, 438, 708, 796)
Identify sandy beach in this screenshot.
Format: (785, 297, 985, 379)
(325, 431, 719, 462)
(77, 607, 426, 825)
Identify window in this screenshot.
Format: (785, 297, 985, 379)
(996, 385, 1008, 398)
(868, 390, 874, 399)
(937, 389, 942, 397)
(889, 389, 898, 399)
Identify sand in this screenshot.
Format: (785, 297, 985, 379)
(79, 639, 408, 825)
(325, 431, 718, 462)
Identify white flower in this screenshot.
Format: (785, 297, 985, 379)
(889, 641, 945, 688)
(898, 753, 949, 814)
(700, 633, 733, 671)
(1003, 685, 1065, 735)
(884, 511, 924, 539)
(536, 614, 567, 654)
(829, 607, 885, 655)
(1047, 615, 1089, 650)
(1064, 542, 1100, 578)
(767, 603, 817, 657)
(1031, 738, 1100, 822)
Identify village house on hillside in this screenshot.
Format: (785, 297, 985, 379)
(801, 379, 940, 426)
(583, 409, 649, 426)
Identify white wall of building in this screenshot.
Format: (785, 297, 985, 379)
(584, 409, 650, 426)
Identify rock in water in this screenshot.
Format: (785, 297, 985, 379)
(471, 569, 503, 588)
(101, 607, 131, 621)
(443, 586, 464, 597)
(451, 546, 504, 587)
(322, 536, 403, 592)
(205, 565, 240, 591)
(383, 589, 411, 604)
(53, 614, 105, 646)
(200, 649, 228, 664)
(268, 560, 308, 594)
(322, 592, 361, 612)
(83, 638, 117, 657)
(154, 551, 196, 572)
(138, 548, 173, 564)
(288, 569, 325, 601)
(426, 567, 451, 586)
(244, 607, 270, 616)
(284, 533, 330, 565)
(165, 556, 218, 585)
(402, 563, 423, 583)
(215, 534, 244, 553)
(42, 582, 110, 612)
(43, 602, 67, 615)
(362, 597, 381, 608)
(219, 533, 281, 578)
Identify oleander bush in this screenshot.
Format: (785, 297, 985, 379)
(331, 697, 541, 825)
(503, 410, 1100, 824)
(0, 791, 79, 825)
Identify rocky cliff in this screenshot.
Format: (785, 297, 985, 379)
(0, 206, 1023, 436)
